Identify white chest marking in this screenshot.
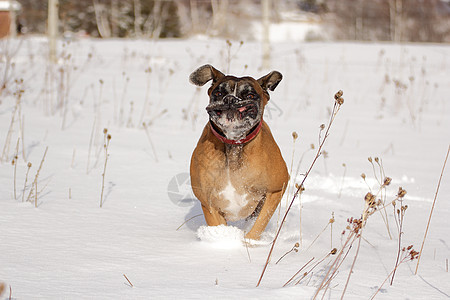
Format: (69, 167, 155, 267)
(219, 178, 248, 220)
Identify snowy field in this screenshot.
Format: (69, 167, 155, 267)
(0, 36, 449, 299)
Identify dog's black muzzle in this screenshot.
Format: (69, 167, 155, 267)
(206, 97, 259, 122)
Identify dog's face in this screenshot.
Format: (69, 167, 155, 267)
(189, 65, 282, 141)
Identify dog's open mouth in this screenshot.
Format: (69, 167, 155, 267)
(207, 103, 258, 121)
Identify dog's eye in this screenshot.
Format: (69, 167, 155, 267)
(246, 93, 256, 100)
(213, 91, 223, 97)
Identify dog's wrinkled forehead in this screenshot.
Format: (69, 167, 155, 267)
(211, 78, 258, 97)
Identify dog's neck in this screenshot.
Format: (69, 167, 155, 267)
(225, 144, 244, 170)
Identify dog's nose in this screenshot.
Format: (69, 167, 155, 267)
(223, 95, 238, 105)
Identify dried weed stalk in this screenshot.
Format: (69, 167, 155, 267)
(256, 90, 344, 287)
(391, 187, 408, 285)
(415, 145, 450, 274)
(22, 162, 32, 202)
(1, 79, 24, 163)
(370, 246, 419, 299)
(100, 129, 112, 208)
(311, 170, 415, 299)
(11, 139, 19, 200)
(305, 212, 335, 252)
(276, 242, 299, 264)
(123, 274, 133, 287)
(26, 147, 49, 207)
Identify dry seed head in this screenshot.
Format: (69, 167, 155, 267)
(397, 187, 407, 198)
(294, 242, 300, 248)
(364, 192, 375, 202)
(383, 177, 392, 186)
(292, 131, 298, 140)
(374, 157, 379, 163)
(410, 250, 420, 260)
(27, 162, 32, 168)
(310, 143, 315, 150)
(107, 134, 112, 140)
(368, 157, 373, 163)
(361, 173, 366, 180)
(334, 90, 343, 99)
(295, 183, 305, 192)
(103, 128, 108, 134)
(330, 248, 338, 255)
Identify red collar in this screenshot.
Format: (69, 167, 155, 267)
(210, 121, 262, 145)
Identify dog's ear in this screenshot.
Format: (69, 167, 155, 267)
(189, 64, 225, 86)
(257, 71, 283, 91)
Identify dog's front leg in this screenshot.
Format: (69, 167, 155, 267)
(201, 204, 227, 227)
(245, 190, 283, 240)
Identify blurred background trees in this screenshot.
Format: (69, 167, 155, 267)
(12, 0, 450, 42)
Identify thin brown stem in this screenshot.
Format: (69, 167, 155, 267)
(26, 147, 48, 203)
(283, 256, 314, 287)
(123, 274, 133, 287)
(176, 214, 203, 231)
(340, 229, 363, 299)
(415, 145, 450, 274)
(370, 255, 409, 300)
(391, 198, 404, 285)
(100, 132, 111, 208)
(257, 98, 343, 287)
(314, 234, 355, 299)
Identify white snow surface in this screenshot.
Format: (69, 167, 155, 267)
(0, 36, 449, 299)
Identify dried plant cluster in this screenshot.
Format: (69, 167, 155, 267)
(253, 90, 437, 299)
(273, 159, 421, 299)
(311, 171, 419, 299)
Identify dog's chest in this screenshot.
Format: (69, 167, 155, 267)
(219, 178, 248, 220)
(215, 171, 261, 221)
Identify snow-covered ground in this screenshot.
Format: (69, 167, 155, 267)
(0, 36, 449, 299)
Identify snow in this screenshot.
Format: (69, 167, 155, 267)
(0, 36, 449, 299)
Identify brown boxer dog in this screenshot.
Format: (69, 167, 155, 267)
(189, 64, 289, 240)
